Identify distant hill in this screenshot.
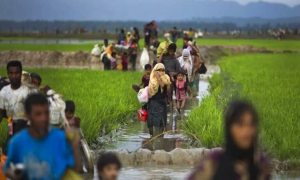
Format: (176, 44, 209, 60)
(0, 0, 300, 21)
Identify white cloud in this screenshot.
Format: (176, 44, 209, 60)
(224, 0, 300, 7)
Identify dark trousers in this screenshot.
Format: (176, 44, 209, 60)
(167, 78, 176, 103)
(130, 55, 137, 70)
(2, 120, 27, 155)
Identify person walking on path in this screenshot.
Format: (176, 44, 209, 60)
(4, 94, 82, 180)
(187, 100, 271, 180)
(117, 29, 126, 45)
(158, 43, 181, 112)
(147, 63, 171, 137)
(0, 61, 37, 155)
(171, 27, 178, 43)
(156, 33, 173, 58)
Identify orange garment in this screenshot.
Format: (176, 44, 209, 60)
(0, 154, 7, 180)
(105, 45, 115, 55)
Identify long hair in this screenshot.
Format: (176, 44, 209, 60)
(213, 100, 259, 180)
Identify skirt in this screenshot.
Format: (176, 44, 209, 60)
(147, 99, 167, 128)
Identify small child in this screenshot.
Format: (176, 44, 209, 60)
(65, 100, 81, 129)
(140, 64, 152, 88)
(176, 71, 193, 113)
(132, 64, 152, 93)
(111, 52, 117, 70)
(97, 152, 121, 180)
(121, 52, 128, 71)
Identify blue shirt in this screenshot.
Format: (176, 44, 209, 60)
(4, 128, 75, 180)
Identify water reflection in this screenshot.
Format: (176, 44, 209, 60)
(0, 39, 114, 44)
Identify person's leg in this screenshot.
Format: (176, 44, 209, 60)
(180, 99, 186, 111)
(132, 55, 137, 71)
(176, 100, 180, 113)
(168, 83, 174, 112)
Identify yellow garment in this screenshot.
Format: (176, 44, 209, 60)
(188, 31, 194, 38)
(148, 63, 171, 98)
(60, 168, 83, 180)
(156, 40, 173, 58)
(105, 45, 114, 55)
(126, 33, 131, 44)
(117, 59, 122, 70)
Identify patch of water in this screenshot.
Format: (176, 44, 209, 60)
(0, 39, 114, 44)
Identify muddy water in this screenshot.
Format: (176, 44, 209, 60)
(0, 39, 114, 44)
(84, 65, 298, 180)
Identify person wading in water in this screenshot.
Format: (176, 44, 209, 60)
(147, 63, 171, 137)
(158, 43, 181, 112)
(187, 100, 271, 180)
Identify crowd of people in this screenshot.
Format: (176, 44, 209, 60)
(0, 61, 122, 180)
(0, 29, 272, 180)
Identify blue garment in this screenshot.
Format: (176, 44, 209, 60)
(4, 128, 75, 180)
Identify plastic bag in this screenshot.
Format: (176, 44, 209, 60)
(140, 48, 149, 69)
(21, 71, 31, 85)
(47, 90, 68, 128)
(91, 44, 101, 57)
(137, 87, 148, 104)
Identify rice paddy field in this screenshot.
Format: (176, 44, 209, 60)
(183, 53, 300, 161)
(0, 38, 300, 51)
(0, 69, 143, 146)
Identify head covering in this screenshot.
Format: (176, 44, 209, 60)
(148, 63, 171, 98)
(164, 33, 171, 41)
(178, 49, 193, 82)
(213, 100, 259, 180)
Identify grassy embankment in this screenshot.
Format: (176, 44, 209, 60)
(0, 38, 300, 51)
(0, 69, 142, 147)
(183, 53, 300, 161)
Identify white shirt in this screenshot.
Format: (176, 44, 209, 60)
(0, 84, 37, 121)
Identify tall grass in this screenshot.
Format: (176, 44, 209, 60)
(184, 53, 300, 160)
(0, 68, 142, 146)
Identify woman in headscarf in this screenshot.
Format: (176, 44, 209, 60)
(147, 63, 171, 137)
(187, 100, 271, 180)
(178, 49, 198, 96)
(178, 49, 193, 83)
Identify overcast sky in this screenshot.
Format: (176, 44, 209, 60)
(226, 0, 300, 6)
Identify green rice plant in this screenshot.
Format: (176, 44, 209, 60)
(0, 68, 143, 145)
(184, 53, 300, 160)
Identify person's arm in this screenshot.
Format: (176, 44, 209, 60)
(157, 52, 164, 63)
(65, 129, 82, 172)
(187, 86, 193, 98)
(175, 59, 181, 74)
(154, 72, 164, 88)
(4, 140, 24, 180)
(0, 92, 5, 123)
